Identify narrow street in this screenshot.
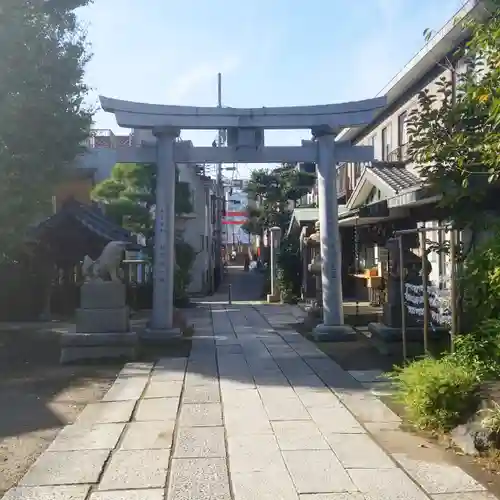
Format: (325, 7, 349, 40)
(206, 266, 266, 303)
(3, 269, 495, 499)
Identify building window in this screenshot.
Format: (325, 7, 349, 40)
(355, 163, 362, 180)
(381, 127, 388, 161)
(365, 186, 382, 205)
(398, 111, 408, 147)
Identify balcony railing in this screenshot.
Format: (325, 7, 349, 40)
(387, 143, 410, 163)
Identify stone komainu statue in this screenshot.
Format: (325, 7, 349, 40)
(82, 241, 128, 283)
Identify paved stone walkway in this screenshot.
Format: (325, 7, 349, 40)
(3, 302, 498, 499)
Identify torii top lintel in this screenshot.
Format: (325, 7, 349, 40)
(99, 96, 387, 131)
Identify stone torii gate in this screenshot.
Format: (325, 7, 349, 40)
(100, 96, 387, 340)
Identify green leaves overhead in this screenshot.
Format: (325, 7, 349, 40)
(242, 164, 316, 236)
(407, 1, 500, 225)
(92, 162, 193, 245)
(0, 0, 93, 260)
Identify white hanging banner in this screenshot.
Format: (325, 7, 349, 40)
(404, 278, 451, 326)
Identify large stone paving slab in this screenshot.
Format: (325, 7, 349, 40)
(143, 380, 183, 399)
(307, 405, 365, 434)
(150, 359, 187, 383)
(295, 390, 344, 409)
(299, 495, 366, 499)
(118, 362, 154, 377)
(282, 450, 357, 494)
(178, 403, 223, 426)
(337, 392, 401, 423)
(98, 449, 170, 490)
(134, 397, 179, 421)
(47, 423, 125, 451)
(429, 494, 498, 499)
(2, 485, 90, 500)
(155, 357, 188, 372)
(76, 401, 136, 424)
(174, 426, 226, 458)
(90, 490, 165, 500)
(182, 383, 221, 403)
(271, 420, 329, 450)
(258, 385, 297, 400)
(348, 468, 430, 499)
(224, 410, 273, 435)
(20, 450, 109, 486)
(184, 370, 219, 387)
(325, 433, 395, 469)
(231, 468, 298, 500)
(167, 458, 231, 499)
(227, 433, 284, 473)
(119, 421, 175, 449)
(260, 395, 311, 421)
(394, 454, 486, 495)
(102, 377, 148, 401)
(348, 369, 388, 383)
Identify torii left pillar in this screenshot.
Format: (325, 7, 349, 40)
(146, 127, 180, 339)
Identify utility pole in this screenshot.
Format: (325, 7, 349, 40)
(215, 73, 224, 288)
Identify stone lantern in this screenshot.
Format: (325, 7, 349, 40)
(306, 220, 322, 308)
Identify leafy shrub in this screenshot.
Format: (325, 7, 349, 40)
(277, 237, 301, 303)
(0, 260, 47, 320)
(387, 356, 480, 430)
(481, 401, 500, 436)
(451, 319, 500, 381)
(461, 229, 500, 327)
(174, 240, 196, 306)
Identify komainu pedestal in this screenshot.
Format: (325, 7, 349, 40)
(60, 282, 138, 364)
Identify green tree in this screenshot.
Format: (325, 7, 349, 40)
(243, 164, 316, 236)
(407, 1, 500, 228)
(92, 162, 193, 247)
(0, 0, 93, 260)
(92, 162, 195, 303)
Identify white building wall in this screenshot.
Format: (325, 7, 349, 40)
(78, 148, 118, 182)
(178, 165, 212, 295)
(357, 65, 454, 177)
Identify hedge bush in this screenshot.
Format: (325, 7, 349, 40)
(277, 237, 301, 303)
(388, 356, 480, 430)
(451, 319, 500, 382)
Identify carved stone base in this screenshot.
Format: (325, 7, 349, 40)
(367, 322, 449, 356)
(141, 327, 182, 344)
(367, 322, 447, 342)
(76, 307, 130, 333)
(310, 323, 357, 342)
(80, 281, 126, 309)
(60, 332, 138, 364)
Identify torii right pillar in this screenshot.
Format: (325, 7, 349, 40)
(313, 128, 355, 341)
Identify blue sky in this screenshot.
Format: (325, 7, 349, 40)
(78, 0, 465, 176)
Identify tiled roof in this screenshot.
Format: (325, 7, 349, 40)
(30, 199, 139, 247)
(368, 162, 420, 193)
